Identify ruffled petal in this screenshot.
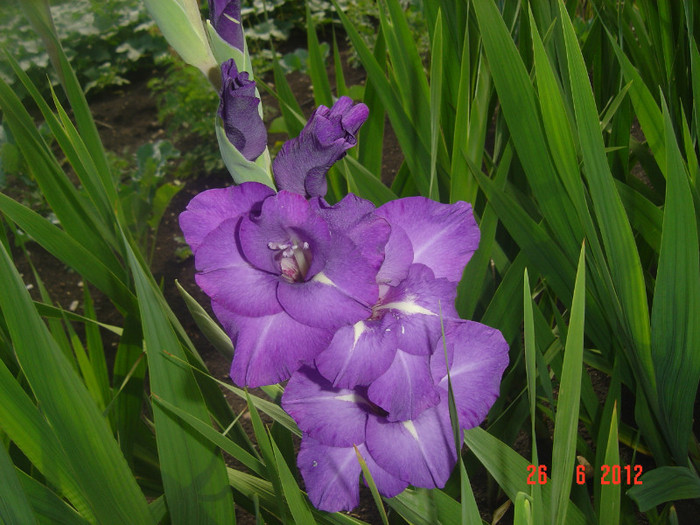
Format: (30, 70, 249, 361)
(376, 223, 413, 286)
(367, 350, 441, 421)
(273, 97, 368, 198)
(377, 198, 479, 282)
(179, 182, 273, 253)
(315, 319, 397, 388)
(282, 367, 369, 447)
(312, 194, 390, 272)
(214, 305, 332, 387)
(430, 320, 509, 430)
(376, 264, 457, 356)
(194, 218, 282, 316)
(365, 397, 457, 488)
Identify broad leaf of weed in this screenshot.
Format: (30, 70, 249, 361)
(0, 242, 153, 524)
(126, 237, 235, 524)
(628, 466, 700, 512)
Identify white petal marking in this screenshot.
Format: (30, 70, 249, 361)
(312, 271, 336, 287)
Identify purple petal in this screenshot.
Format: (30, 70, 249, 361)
(179, 182, 274, 253)
(367, 350, 441, 421)
(297, 437, 363, 512)
(366, 397, 457, 488)
(357, 445, 409, 498)
(273, 97, 369, 198)
(218, 60, 267, 161)
(208, 0, 243, 50)
(238, 191, 330, 277)
(282, 367, 368, 447)
(315, 319, 398, 388)
(312, 194, 390, 272)
(194, 218, 282, 317)
(213, 304, 333, 387)
(277, 277, 371, 330)
(377, 198, 479, 282)
(297, 438, 408, 512)
(376, 223, 413, 286)
(430, 320, 509, 430)
(377, 264, 458, 355)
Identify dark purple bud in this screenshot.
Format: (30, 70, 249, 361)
(208, 0, 243, 50)
(273, 96, 369, 198)
(218, 59, 267, 162)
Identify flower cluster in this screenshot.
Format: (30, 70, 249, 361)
(181, 78, 509, 509)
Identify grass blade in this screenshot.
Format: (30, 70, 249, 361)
(550, 243, 586, 525)
(125, 238, 235, 524)
(0, 243, 153, 524)
(0, 442, 36, 524)
(598, 405, 620, 525)
(650, 99, 700, 464)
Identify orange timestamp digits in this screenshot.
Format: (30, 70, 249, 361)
(575, 464, 643, 485)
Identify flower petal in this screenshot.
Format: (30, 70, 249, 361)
(297, 437, 362, 512)
(431, 320, 509, 430)
(366, 397, 456, 488)
(179, 182, 273, 253)
(376, 223, 413, 286)
(297, 438, 408, 513)
(213, 304, 332, 387)
(238, 190, 331, 276)
(194, 218, 282, 316)
(282, 367, 368, 447)
(312, 194, 390, 272)
(368, 349, 441, 421)
(376, 264, 457, 355)
(277, 275, 371, 330)
(315, 319, 397, 388)
(273, 97, 368, 198)
(377, 198, 479, 282)
(208, 0, 244, 50)
(218, 60, 267, 161)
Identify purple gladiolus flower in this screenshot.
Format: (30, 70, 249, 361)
(273, 96, 369, 198)
(179, 183, 389, 387)
(282, 320, 509, 512)
(208, 0, 243, 50)
(219, 59, 267, 162)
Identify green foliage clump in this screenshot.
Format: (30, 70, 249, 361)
(0, 0, 168, 101)
(147, 57, 223, 175)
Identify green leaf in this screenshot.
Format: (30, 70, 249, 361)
(338, 156, 398, 206)
(628, 467, 700, 512)
(125, 236, 235, 524)
(0, 243, 153, 524)
(428, 12, 443, 201)
(16, 469, 91, 525)
(464, 427, 587, 525)
(551, 243, 586, 525)
(650, 99, 700, 464)
(271, 435, 317, 525)
(599, 405, 620, 525)
(0, 444, 36, 525)
(558, 0, 655, 400)
(306, 3, 332, 107)
(216, 117, 274, 188)
(143, 0, 218, 79)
